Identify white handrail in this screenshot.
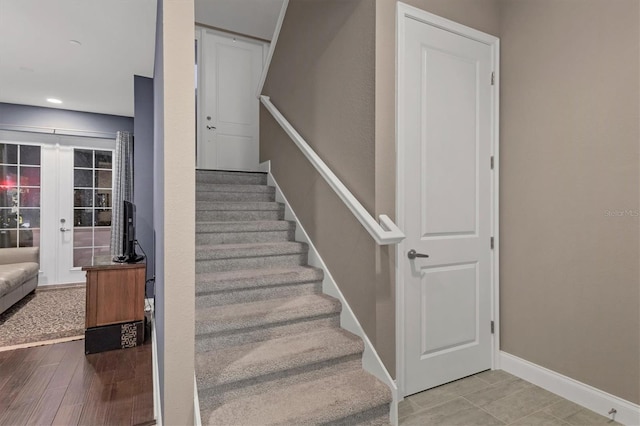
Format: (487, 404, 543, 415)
(260, 96, 405, 245)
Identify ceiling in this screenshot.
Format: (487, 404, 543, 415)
(0, 0, 157, 117)
(195, 0, 284, 41)
(0, 0, 282, 118)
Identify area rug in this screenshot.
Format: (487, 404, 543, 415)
(0, 286, 85, 348)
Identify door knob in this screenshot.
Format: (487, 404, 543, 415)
(59, 218, 70, 232)
(407, 249, 429, 259)
(206, 125, 216, 130)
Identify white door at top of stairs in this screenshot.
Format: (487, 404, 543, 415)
(197, 29, 266, 172)
(397, 5, 500, 397)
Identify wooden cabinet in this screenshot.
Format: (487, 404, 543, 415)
(83, 262, 145, 330)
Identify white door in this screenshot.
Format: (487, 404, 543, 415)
(0, 132, 114, 285)
(198, 31, 264, 171)
(400, 14, 496, 395)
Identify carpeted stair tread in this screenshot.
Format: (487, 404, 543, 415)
(196, 220, 295, 234)
(196, 266, 323, 293)
(195, 294, 341, 336)
(196, 241, 307, 261)
(195, 327, 363, 390)
(196, 170, 267, 185)
(196, 183, 275, 194)
(196, 201, 283, 211)
(200, 367, 391, 426)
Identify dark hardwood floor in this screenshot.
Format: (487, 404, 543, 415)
(0, 339, 155, 426)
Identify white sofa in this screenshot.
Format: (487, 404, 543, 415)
(0, 247, 39, 315)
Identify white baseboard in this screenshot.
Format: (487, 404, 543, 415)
(194, 373, 202, 426)
(500, 351, 640, 426)
(151, 315, 163, 426)
(267, 169, 399, 426)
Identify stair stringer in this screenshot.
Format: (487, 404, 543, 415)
(260, 160, 399, 425)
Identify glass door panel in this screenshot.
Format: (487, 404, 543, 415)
(72, 149, 113, 267)
(0, 143, 41, 249)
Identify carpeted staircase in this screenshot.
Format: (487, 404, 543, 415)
(195, 170, 392, 425)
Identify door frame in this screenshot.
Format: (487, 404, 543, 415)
(194, 26, 269, 170)
(395, 2, 500, 400)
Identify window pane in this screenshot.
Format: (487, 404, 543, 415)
(20, 167, 40, 186)
(94, 246, 110, 258)
(95, 209, 112, 226)
(74, 209, 93, 227)
(19, 188, 40, 207)
(95, 189, 111, 208)
(95, 151, 112, 169)
(19, 145, 41, 165)
(74, 228, 93, 248)
(74, 149, 93, 168)
(0, 209, 17, 228)
(0, 187, 17, 208)
(20, 209, 40, 228)
(74, 169, 93, 187)
(74, 189, 93, 207)
(73, 248, 93, 267)
(0, 230, 17, 248)
(0, 166, 18, 187)
(94, 227, 111, 246)
(95, 170, 112, 189)
(19, 229, 39, 248)
(0, 144, 18, 165)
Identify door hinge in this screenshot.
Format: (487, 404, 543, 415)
(490, 156, 494, 170)
(491, 71, 495, 86)
(491, 321, 495, 334)
(490, 236, 494, 249)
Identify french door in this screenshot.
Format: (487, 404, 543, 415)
(0, 131, 115, 285)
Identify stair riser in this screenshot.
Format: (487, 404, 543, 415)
(198, 358, 363, 408)
(195, 267, 324, 293)
(196, 192, 275, 202)
(195, 315, 340, 352)
(196, 230, 294, 245)
(332, 404, 391, 426)
(195, 282, 321, 308)
(196, 173, 267, 185)
(196, 253, 307, 273)
(196, 210, 284, 222)
(197, 353, 363, 396)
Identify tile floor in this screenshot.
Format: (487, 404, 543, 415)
(398, 370, 620, 425)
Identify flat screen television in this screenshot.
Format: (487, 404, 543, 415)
(115, 200, 144, 263)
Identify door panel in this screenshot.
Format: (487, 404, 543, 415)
(200, 32, 264, 171)
(402, 16, 494, 395)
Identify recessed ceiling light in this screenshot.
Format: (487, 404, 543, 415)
(69, 40, 82, 46)
(47, 98, 62, 104)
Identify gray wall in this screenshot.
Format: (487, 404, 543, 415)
(498, 0, 639, 404)
(134, 75, 155, 297)
(260, 0, 389, 370)
(0, 102, 133, 137)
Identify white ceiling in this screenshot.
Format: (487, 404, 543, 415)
(0, 0, 282, 118)
(195, 0, 284, 41)
(0, 0, 157, 117)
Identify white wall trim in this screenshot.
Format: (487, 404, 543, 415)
(151, 315, 163, 426)
(500, 352, 640, 426)
(265, 166, 399, 426)
(194, 373, 202, 426)
(256, 0, 289, 98)
(395, 1, 501, 401)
